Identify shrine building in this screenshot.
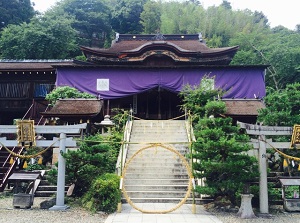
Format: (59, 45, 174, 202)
(0, 33, 267, 124)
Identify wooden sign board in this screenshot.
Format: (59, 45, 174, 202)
(16, 120, 35, 147)
(290, 125, 300, 149)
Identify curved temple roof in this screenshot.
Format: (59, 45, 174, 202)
(80, 33, 239, 66)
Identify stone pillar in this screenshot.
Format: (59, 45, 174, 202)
(259, 134, 269, 214)
(49, 133, 69, 211)
(237, 194, 256, 219)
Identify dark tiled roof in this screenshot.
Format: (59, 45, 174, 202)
(41, 99, 103, 117)
(223, 99, 265, 116)
(81, 40, 238, 56)
(0, 60, 74, 71)
(80, 33, 238, 56)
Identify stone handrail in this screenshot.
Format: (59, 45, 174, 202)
(116, 119, 133, 176)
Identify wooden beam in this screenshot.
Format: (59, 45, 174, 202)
(0, 137, 77, 147)
(250, 140, 290, 149)
(237, 121, 292, 136)
(0, 123, 87, 134)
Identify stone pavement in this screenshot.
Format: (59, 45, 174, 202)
(105, 203, 222, 223)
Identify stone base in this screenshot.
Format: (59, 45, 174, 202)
(49, 205, 70, 211)
(237, 194, 256, 219)
(13, 193, 33, 209)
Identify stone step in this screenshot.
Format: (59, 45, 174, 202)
(124, 179, 190, 185)
(127, 148, 188, 152)
(125, 191, 188, 198)
(124, 163, 187, 168)
(121, 197, 212, 204)
(129, 134, 187, 139)
(126, 153, 188, 158)
(125, 158, 189, 164)
(124, 120, 190, 203)
(130, 131, 187, 135)
(127, 145, 188, 150)
(127, 149, 188, 154)
(132, 126, 186, 130)
(124, 185, 189, 191)
(35, 191, 60, 197)
(133, 121, 185, 126)
(124, 173, 189, 179)
(36, 185, 68, 192)
(125, 167, 188, 174)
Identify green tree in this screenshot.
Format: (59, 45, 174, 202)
(63, 133, 121, 197)
(111, 0, 149, 34)
(0, 0, 35, 29)
(45, 86, 96, 106)
(0, 14, 80, 59)
(55, 0, 112, 47)
(181, 82, 258, 205)
(82, 173, 121, 213)
(220, 0, 231, 10)
(257, 83, 300, 126)
(140, 1, 161, 34)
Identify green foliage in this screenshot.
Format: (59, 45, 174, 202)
(45, 86, 96, 106)
(63, 133, 121, 197)
(111, 0, 148, 34)
(179, 77, 224, 121)
(0, 0, 35, 30)
(111, 108, 129, 132)
(82, 173, 121, 213)
(140, 1, 161, 34)
(181, 83, 258, 205)
(46, 166, 58, 185)
(1, 0, 299, 88)
(257, 83, 300, 126)
(204, 101, 226, 117)
(56, 0, 112, 47)
(0, 14, 80, 59)
(25, 163, 45, 171)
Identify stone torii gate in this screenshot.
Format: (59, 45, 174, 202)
(0, 123, 87, 210)
(238, 122, 292, 215)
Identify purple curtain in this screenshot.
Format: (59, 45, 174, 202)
(56, 67, 266, 99)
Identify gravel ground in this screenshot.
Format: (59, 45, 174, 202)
(208, 205, 300, 223)
(0, 195, 108, 223)
(1, 195, 300, 223)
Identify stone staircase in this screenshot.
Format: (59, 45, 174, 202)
(122, 120, 195, 203)
(0, 147, 23, 192)
(34, 172, 68, 197)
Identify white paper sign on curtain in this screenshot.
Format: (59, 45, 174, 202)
(97, 79, 109, 91)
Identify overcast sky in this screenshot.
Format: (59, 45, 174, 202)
(33, 0, 299, 30)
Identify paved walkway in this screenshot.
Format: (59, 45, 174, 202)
(105, 203, 222, 223)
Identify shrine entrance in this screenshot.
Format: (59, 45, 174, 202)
(110, 87, 183, 120)
(137, 87, 182, 120)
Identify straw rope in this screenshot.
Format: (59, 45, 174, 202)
(0, 139, 59, 159)
(260, 137, 300, 162)
(121, 143, 193, 214)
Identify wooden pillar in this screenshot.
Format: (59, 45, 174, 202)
(107, 99, 110, 115)
(259, 134, 269, 214)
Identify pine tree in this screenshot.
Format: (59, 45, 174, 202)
(181, 81, 259, 205)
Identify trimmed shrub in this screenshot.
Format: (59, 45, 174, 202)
(82, 173, 121, 213)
